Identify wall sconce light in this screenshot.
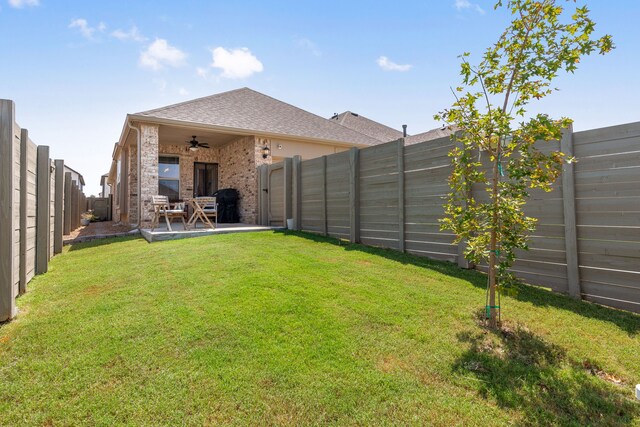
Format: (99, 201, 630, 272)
(262, 144, 271, 159)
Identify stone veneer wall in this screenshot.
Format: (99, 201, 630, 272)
(127, 144, 137, 223)
(139, 124, 159, 225)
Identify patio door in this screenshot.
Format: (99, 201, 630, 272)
(193, 162, 218, 197)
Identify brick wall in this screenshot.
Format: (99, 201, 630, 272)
(139, 124, 159, 226)
(154, 135, 272, 224)
(128, 129, 274, 226)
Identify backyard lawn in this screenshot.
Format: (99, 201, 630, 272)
(0, 231, 638, 426)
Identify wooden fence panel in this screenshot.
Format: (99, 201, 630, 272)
(326, 150, 351, 240)
(404, 137, 457, 262)
(49, 160, 55, 259)
(573, 122, 640, 312)
(24, 138, 37, 286)
(0, 100, 17, 321)
(359, 140, 400, 250)
(12, 121, 21, 297)
(300, 156, 324, 233)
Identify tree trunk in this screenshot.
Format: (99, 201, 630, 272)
(488, 155, 500, 329)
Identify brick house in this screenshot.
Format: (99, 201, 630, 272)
(108, 88, 406, 228)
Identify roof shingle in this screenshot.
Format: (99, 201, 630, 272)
(329, 111, 404, 142)
(134, 88, 382, 146)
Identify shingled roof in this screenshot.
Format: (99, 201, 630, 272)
(133, 88, 382, 146)
(403, 127, 454, 145)
(330, 111, 404, 142)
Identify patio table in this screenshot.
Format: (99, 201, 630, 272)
(187, 197, 217, 229)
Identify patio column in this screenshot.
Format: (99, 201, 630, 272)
(139, 123, 159, 227)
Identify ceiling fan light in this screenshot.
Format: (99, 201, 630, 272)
(190, 146, 198, 152)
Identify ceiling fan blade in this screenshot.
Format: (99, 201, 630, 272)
(199, 143, 210, 148)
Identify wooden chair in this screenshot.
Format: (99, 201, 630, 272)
(151, 195, 187, 231)
(187, 197, 217, 229)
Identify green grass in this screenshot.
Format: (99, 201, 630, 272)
(1, 231, 638, 426)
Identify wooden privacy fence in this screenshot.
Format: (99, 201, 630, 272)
(0, 99, 87, 321)
(258, 121, 640, 313)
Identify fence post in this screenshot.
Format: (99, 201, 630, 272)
(53, 159, 64, 254)
(63, 171, 72, 235)
(36, 145, 50, 275)
(397, 139, 405, 252)
(0, 100, 16, 321)
(71, 182, 78, 231)
(561, 125, 581, 299)
(292, 155, 302, 230)
(283, 158, 293, 227)
(349, 147, 360, 243)
(19, 129, 28, 294)
(321, 155, 328, 236)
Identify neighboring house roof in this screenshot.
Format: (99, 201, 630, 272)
(132, 88, 382, 146)
(329, 111, 404, 142)
(404, 126, 454, 145)
(63, 165, 86, 186)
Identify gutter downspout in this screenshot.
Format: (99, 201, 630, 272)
(127, 121, 142, 228)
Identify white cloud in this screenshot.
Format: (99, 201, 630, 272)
(97, 22, 107, 32)
(376, 56, 412, 72)
(296, 37, 321, 57)
(69, 19, 98, 40)
(8, 0, 39, 8)
(196, 67, 208, 78)
(178, 88, 189, 96)
(139, 38, 187, 70)
(210, 47, 263, 79)
(111, 26, 147, 42)
(454, 0, 485, 14)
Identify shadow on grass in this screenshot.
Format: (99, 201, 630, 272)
(453, 321, 638, 426)
(67, 235, 143, 252)
(277, 230, 640, 335)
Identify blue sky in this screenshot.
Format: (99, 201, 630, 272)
(1, 0, 638, 195)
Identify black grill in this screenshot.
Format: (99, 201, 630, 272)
(213, 188, 240, 223)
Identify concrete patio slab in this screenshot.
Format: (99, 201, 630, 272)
(140, 223, 284, 243)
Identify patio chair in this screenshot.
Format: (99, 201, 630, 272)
(151, 195, 187, 231)
(188, 196, 217, 229)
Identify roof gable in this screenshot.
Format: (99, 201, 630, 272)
(134, 88, 382, 146)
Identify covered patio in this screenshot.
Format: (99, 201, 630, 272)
(110, 120, 271, 229)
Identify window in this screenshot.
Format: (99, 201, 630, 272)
(159, 156, 180, 201)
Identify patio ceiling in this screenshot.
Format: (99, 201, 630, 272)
(157, 124, 244, 148)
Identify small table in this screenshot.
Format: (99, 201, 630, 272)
(187, 197, 218, 229)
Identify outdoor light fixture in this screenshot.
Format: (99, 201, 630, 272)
(262, 144, 271, 159)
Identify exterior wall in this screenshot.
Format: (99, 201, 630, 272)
(139, 124, 159, 226)
(126, 144, 136, 223)
(217, 136, 270, 223)
(268, 137, 348, 162)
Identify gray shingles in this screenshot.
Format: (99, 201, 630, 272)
(135, 88, 382, 146)
(330, 111, 404, 142)
(403, 127, 454, 145)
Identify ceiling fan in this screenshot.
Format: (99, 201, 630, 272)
(187, 135, 210, 151)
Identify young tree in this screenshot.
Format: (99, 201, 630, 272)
(435, 0, 613, 328)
